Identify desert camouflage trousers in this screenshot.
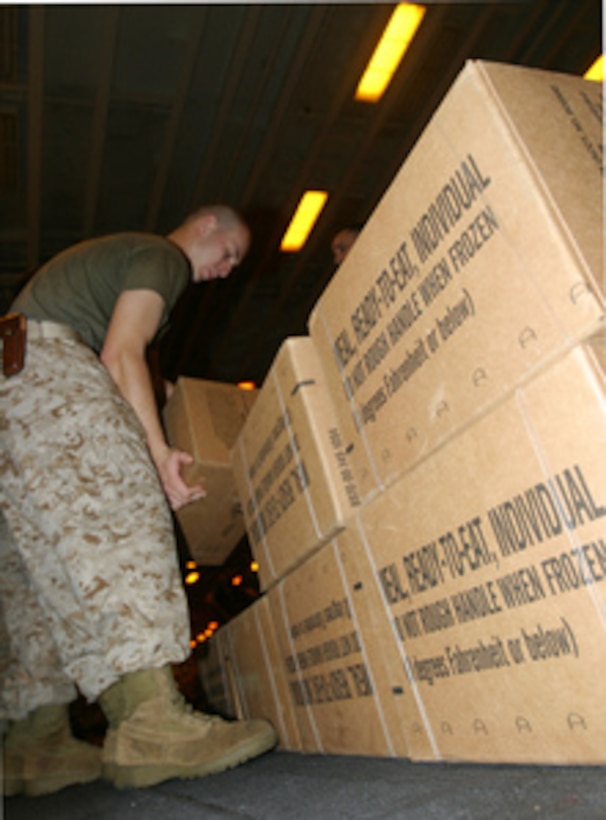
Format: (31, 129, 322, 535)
(0, 335, 190, 720)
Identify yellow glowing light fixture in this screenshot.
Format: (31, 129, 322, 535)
(280, 190, 329, 252)
(185, 560, 197, 570)
(584, 55, 603, 81)
(356, 3, 426, 103)
(250, 560, 259, 573)
(185, 570, 200, 586)
(231, 574, 243, 587)
(238, 380, 256, 391)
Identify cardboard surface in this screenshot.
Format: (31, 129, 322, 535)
(266, 535, 432, 759)
(308, 61, 604, 503)
(163, 377, 256, 564)
(232, 337, 361, 589)
(222, 596, 302, 751)
(351, 338, 606, 764)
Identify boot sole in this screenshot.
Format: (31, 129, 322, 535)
(4, 759, 101, 797)
(104, 728, 277, 789)
(25, 767, 102, 797)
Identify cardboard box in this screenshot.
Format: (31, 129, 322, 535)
(223, 596, 302, 751)
(163, 377, 257, 565)
(335, 526, 439, 762)
(350, 337, 606, 764)
(266, 534, 435, 759)
(196, 628, 237, 719)
(309, 61, 604, 503)
(232, 337, 361, 589)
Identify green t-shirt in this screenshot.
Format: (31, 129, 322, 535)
(12, 233, 191, 352)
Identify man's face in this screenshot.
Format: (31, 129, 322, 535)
(191, 221, 250, 282)
(331, 229, 358, 266)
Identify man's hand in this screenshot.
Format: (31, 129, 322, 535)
(155, 446, 206, 511)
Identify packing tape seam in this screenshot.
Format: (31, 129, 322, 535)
(277, 581, 325, 753)
(316, 306, 385, 492)
(238, 434, 277, 583)
(357, 510, 441, 760)
(253, 602, 292, 748)
(331, 538, 398, 758)
(272, 367, 323, 542)
(514, 384, 606, 630)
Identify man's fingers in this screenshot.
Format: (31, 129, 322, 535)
(168, 485, 206, 511)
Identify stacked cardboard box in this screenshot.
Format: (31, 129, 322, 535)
(202, 336, 606, 763)
(336, 337, 606, 764)
(200, 596, 303, 751)
(231, 337, 361, 589)
(264, 533, 433, 759)
(198, 61, 605, 764)
(163, 377, 257, 565)
(308, 60, 604, 503)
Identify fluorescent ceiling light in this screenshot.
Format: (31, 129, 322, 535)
(584, 55, 603, 81)
(280, 190, 329, 252)
(356, 3, 426, 103)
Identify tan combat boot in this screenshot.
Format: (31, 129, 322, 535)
(3, 703, 102, 797)
(99, 666, 277, 789)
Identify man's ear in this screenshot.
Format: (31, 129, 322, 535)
(195, 213, 218, 238)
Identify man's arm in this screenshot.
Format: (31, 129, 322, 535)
(99, 288, 205, 511)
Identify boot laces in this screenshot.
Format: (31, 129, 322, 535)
(163, 676, 217, 724)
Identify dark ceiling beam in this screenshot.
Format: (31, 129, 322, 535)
(534, 0, 601, 71)
(512, 0, 577, 65)
(238, 4, 335, 211)
(82, 6, 120, 237)
(220, 5, 302, 204)
(26, 6, 45, 269)
(493, 0, 551, 62)
(189, 5, 264, 209)
(145, 8, 208, 232)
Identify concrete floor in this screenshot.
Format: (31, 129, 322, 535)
(4, 750, 606, 820)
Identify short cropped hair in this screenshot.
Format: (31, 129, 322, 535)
(184, 204, 246, 232)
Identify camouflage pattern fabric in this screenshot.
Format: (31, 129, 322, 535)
(0, 337, 190, 721)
